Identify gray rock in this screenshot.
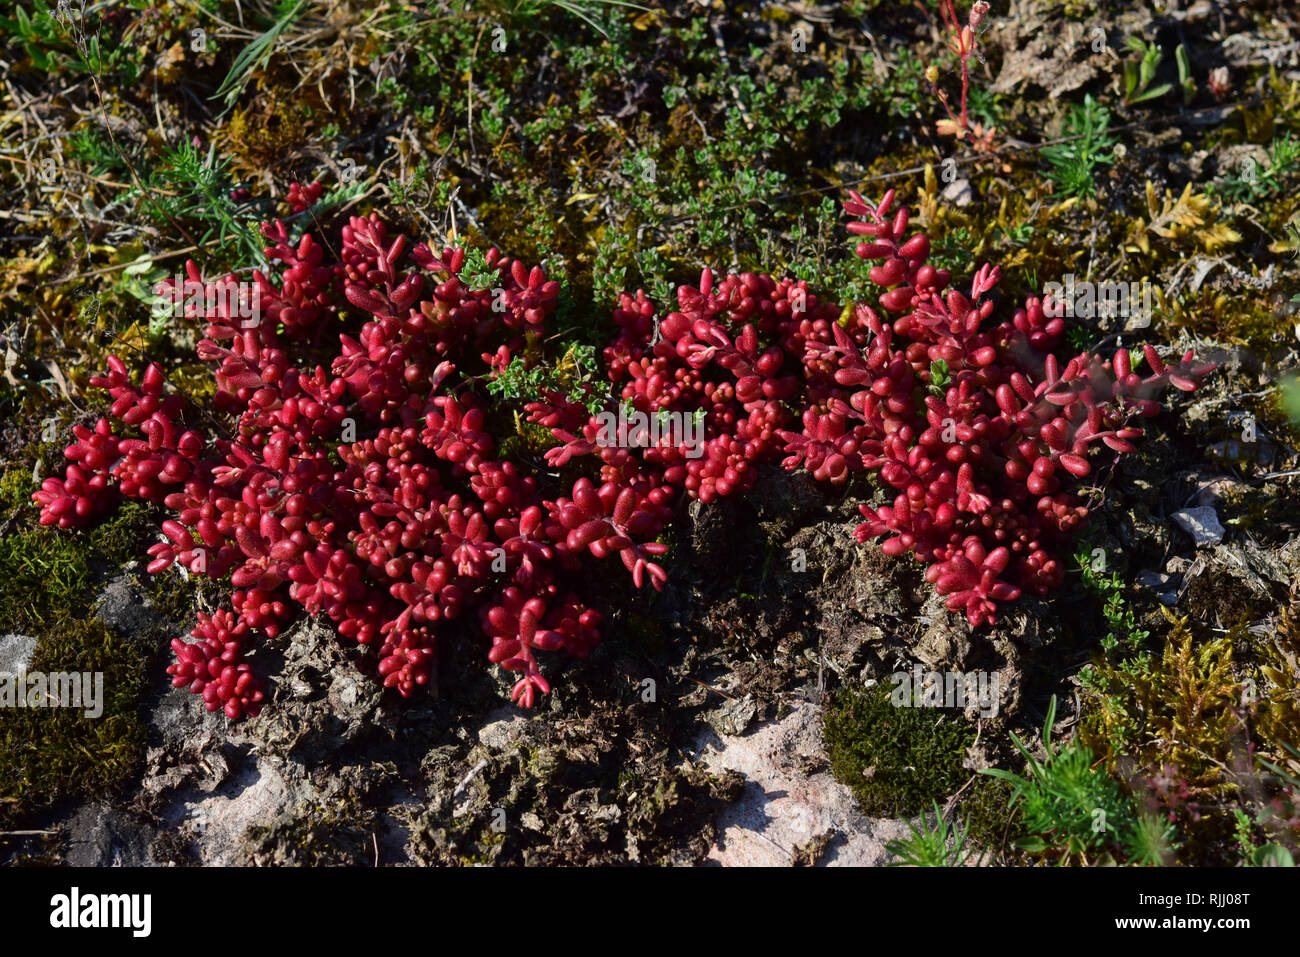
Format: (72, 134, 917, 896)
(476, 707, 530, 750)
(0, 634, 37, 676)
(61, 803, 157, 867)
(1172, 506, 1225, 546)
(941, 178, 973, 206)
(1135, 570, 1179, 605)
(1195, 475, 1249, 508)
(93, 575, 171, 650)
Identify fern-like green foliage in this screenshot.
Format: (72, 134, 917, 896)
(133, 141, 264, 267)
(1076, 591, 1300, 863)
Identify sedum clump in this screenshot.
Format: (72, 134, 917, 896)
(34, 182, 1211, 716)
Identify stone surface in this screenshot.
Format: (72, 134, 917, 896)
(696, 699, 913, 866)
(0, 633, 37, 676)
(1172, 506, 1225, 546)
(93, 575, 171, 651)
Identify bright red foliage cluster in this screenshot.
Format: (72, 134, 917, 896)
(530, 188, 1214, 628)
(829, 190, 1213, 625)
(532, 271, 831, 503)
(37, 188, 1212, 716)
(37, 214, 671, 714)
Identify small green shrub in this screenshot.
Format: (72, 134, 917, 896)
(884, 801, 982, 866)
(982, 697, 1177, 865)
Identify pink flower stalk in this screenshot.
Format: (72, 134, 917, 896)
(931, 0, 998, 151)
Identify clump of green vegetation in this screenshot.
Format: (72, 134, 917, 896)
(0, 497, 157, 633)
(486, 342, 611, 415)
(1075, 545, 1151, 659)
(0, 526, 94, 633)
(87, 499, 155, 567)
(1121, 36, 1173, 107)
(1071, 591, 1300, 864)
(0, 431, 59, 520)
(1, 1, 105, 77)
(132, 139, 265, 268)
(884, 800, 982, 866)
(983, 697, 1177, 865)
(0, 455, 159, 835)
(0, 617, 149, 828)
(1214, 133, 1300, 204)
(823, 683, 973, 817)
(1041, 95, 1116, 198)
(1080, 609, 1240, 810)
(1234, 805, 1297, 867)
(958, 773, 1021, 857)
(1252, 599, 1300, 771)
(142, 565, 214, 626)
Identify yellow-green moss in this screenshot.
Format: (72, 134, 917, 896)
(958, 774, 1023, 859)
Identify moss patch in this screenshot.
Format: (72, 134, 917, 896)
(822, 684, 974, 817)
(0, 526, 94, 634)
(0, 499, 155, 633)
(0, 470, 156, 834)
(0, 617, 148, 828)
(958, 774, 1022, 858)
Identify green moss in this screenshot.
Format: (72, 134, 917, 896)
(496, 417, 560, 463)
(0, 449, 48, 519)
(822, 683, 974, 817)
(0, 617, 149, 827)
(0, 482, 159, 833)
(958, 774, 1022, 859)
(0, 526, 94, 634)
(522, 743, 565, 783)
(0, 499, 156, 633)
(87, 499, 154, 567)
(1080, 609, 1240, 788)
(142, 565, 211, 626)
